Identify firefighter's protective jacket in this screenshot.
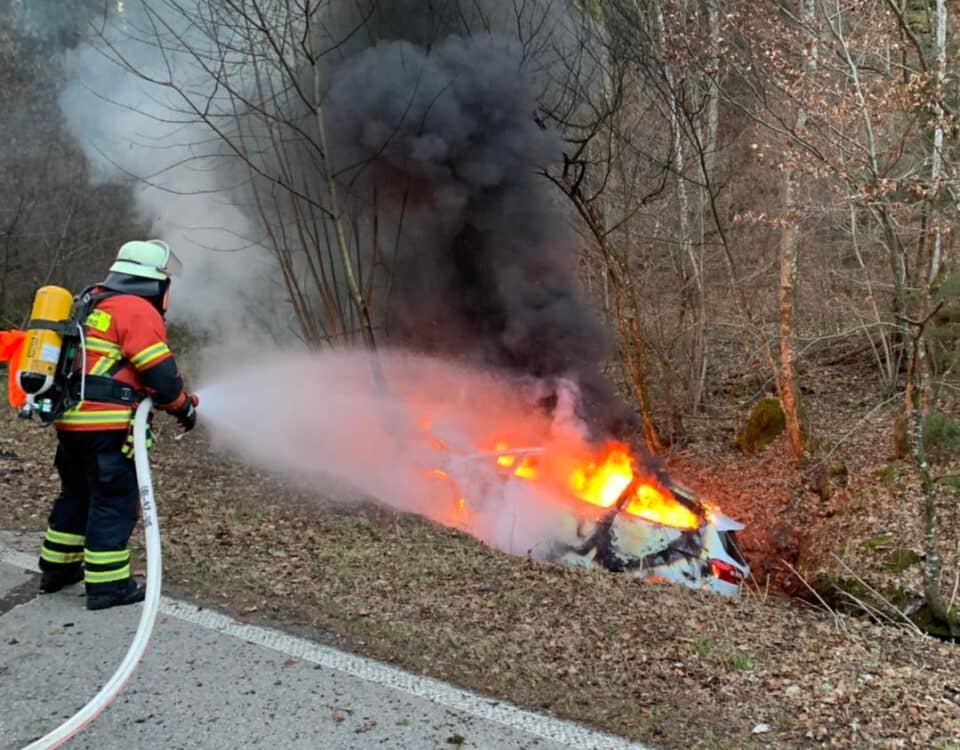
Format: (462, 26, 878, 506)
(56, 291, 188, 431)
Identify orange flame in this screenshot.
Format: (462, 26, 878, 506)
(514, 456, 539, 480)
(428, 432, 702, 531)
(506, 441, 700, 530)
(495, 442, 515, 468)
(569, 446, 633, 508)
(622, 483, 700, 529)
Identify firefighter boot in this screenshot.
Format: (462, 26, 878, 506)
(86, 578, 146, 611)
(40, 566, 84, 593)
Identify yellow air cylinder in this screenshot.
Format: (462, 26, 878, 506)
(18, 286, 73, 396)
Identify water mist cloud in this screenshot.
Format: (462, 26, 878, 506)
(198, 349, 599, 557)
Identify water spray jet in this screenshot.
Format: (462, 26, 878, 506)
(194, 349, 749, 593)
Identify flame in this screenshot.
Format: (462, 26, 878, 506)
(495, 442, 515, 468)
(428, 430, 702, 531)
(569, 446, 633, 508)
(505, 441, 700, 530)
(622, 483, 700, 529)
(514, 456, 539, 479)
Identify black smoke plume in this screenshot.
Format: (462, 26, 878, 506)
(324, 21, 635, 441)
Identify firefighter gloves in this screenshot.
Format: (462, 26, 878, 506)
(173, 393, 199, 432)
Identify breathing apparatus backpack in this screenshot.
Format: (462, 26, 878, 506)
(17, 285, 121, 424)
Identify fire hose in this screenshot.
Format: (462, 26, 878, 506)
(22, 398, 162, 750)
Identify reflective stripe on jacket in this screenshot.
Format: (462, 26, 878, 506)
(57, 293, 178, 432)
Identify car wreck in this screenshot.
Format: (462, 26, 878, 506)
(435, 438, 750, 597)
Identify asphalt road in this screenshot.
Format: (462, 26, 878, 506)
(0, 541, 648, 750)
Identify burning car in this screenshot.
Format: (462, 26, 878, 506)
(549, 479, 750, 597)
(436, 440, 750, 597)
(207, 351, 749, 596)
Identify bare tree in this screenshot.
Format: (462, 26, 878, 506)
(709, 0, 958, 628)
(899, 0, 958, 635)
(91, 0, 378, 346)
(776, 0, 817, 458)
(0, 0, 143, 323)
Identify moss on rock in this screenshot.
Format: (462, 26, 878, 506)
(863, 533, 894, 552)
(886, 548, 922, 573)
(736, 397, 786, 454)
(812, 572, 958, 640)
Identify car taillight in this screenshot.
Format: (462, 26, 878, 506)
(709, 559, 745, 585)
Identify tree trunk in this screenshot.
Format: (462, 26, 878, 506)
(598, 226, 664, 453)
(905, 0, 956, 635)
(311, 23, 378, 351)
(654, 0, 705, 417)
(692, 0, 721, 414)
(615, 295, 663, 452)
(776, 0, 815, 459)
(778, 166, 805, 457)
(928, 0, 946, 285)
(905, 316, 957, 634)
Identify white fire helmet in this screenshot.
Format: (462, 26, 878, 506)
(109, 240, 183, 281)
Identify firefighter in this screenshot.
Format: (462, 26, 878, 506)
(38, 240, 198, 611)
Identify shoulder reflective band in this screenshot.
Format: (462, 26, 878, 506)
(130, 342, 171, 369)
(86, 310, 113, 332)
(85, 337, 122, 356)
(84, 336, 127, 377)
(90, 351, 123, 377)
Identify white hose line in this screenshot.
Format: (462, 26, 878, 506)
(23, 398, 162, 750)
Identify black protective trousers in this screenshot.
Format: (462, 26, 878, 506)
(39, 430, 139, 595)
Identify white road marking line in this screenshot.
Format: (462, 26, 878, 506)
(0, 548, 37, 573)
(0, 546, 652, 750)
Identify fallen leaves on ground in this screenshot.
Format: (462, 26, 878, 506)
(1, 381, 957, 749)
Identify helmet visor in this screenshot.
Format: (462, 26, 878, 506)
(148, 240, 182, 278)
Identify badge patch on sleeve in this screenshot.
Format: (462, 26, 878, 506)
(85, 310, 113, 332)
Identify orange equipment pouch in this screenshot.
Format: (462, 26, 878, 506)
(0, 330, 27, 408)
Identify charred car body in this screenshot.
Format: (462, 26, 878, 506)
(439, 439, 751, 597)
(548, 481, 750, 597)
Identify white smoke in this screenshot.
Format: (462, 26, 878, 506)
(55, 1, 590, 342)
(196, 349, 603, 557)
(58, 9, 284, 335)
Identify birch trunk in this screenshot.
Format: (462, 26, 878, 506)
(906, 0, 956, 635)
(654, 0, 704, 416)
(311, 20, 378, 351)
(928, 0, 946, 284)
(906, 320, 956, 634)
(692, 0, 721, 413)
